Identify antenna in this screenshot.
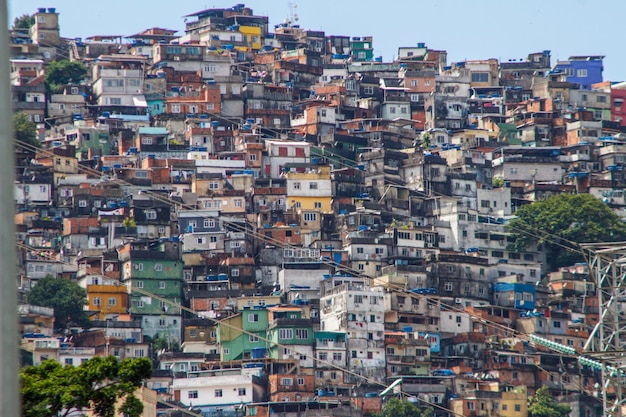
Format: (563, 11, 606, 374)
(287, 2, 299, 25)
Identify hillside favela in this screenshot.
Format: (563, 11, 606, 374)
(12, 4, 626, 417)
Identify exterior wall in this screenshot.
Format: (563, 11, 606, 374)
(171, 374, 260, 407)
(439, 311, 472, 334)
(555, 57, 604, 90)
(86, 284, 129, 320)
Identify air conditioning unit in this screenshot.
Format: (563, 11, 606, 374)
(173, 56, 180, 61)
(426, 243, 434, 248)
(455, 298, 462, 304)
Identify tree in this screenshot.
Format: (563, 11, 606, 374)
(13, 112, 41, 149)
(21, 356, 153, 417)
(492, 176, 505, 188)
(508, 193, 626, 271)
(44, 60, 87, 93)
(26, 275, 89, 331)
(528, 386, 571, 417)
(373, 398, 433, 417)
(12, 14, 34, 30)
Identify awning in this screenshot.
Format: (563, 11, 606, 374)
(132, 96, 148, 107)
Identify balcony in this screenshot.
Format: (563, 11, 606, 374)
(60, 347, 96, 356)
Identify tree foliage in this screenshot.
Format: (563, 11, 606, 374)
(21, 356, 153, 417)
(373, 398, 433, 417)
(13, 14, 35, 30)
(528, 386, 571, 417)
(44, 60, 87, 93)
(14, 112, 41, 149)
(26, 275, 89, 331)
(507, 193, 626, 271)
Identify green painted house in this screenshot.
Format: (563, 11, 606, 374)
(217, 308, 269, 361)
(267, 307, 314, 368)
(119, 239, 184, 342)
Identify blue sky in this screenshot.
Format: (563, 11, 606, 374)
(9, 0, 625, 81)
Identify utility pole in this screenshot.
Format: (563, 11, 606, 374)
(0, 1, 20, 415)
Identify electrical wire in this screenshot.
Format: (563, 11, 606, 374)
(14, 137, 585, 344)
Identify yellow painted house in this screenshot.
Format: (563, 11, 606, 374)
(285, 166, 332, 213)
(86, 284, 129, 320)
(237, 25, 262, 51)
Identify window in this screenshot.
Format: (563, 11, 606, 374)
(370, 296, 378, 305)
(238, 388, 246, 396)
(281, 378, 293, 386)
(354, 295, 363, 304)
(234, 199, 243, 208)
(279, 328, 293, 339)
(577, 69, 588, 77)
(303, 212, 317, 222)
(553, 321, 562, 328)
(188, 390, 198, 399)
(249, 334, 259, 342)
(314, 202, 322, 209)
(145, 209, 157, 220)
(159, 281, 166, 289)
(93, 297, 101, 306)
(215, 389, 223, 397)
(108, 297, 116, 306)
(444, 282, 453, 292)
(514, 404, 521, 412)
(333, 352, 342, 361)
(136, 300, 144, 308)
(154, 263, 163, 272)
(295, 328, 309, 339)
(293, 182, 301, 190)
(309, 182, 318, 190)
(78, 200, 87, 208)
(319, 352, 328, 360)
(209, 181, 220, 190)
(231, 268, 240, 276)
(363, 86, 374, 95)
(249, 153, 257, 161)
(248, 313, 259, 322)
(471, 72, 489, 83)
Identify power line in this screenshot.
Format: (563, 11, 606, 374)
(13, 137, 574, 344)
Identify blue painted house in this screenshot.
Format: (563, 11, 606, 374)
(493, 282, 536, 310)
(553, 55, 604, 90)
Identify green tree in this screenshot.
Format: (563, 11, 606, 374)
(492, 176, 505, 188)
(373, 398, 433, 417)
(26, 275, 89, 331)
(13, 112, 41, 149)
(508, 193, 626, 271)
(12, 14, 35, 30)
(21, 356, 153, 417)
(44, 60, 87, 93)
(528, 386, 571, 417)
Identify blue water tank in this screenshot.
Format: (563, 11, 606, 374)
(218, 273, 228, 281)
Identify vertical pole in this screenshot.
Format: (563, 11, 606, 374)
(1, 1, 20, 416)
